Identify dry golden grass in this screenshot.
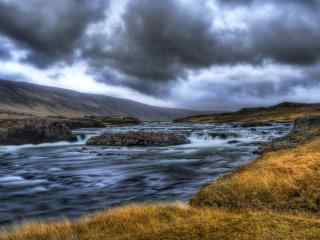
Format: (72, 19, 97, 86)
(179, 111, 310, 124)
(3, 203, 320, 240)
(192, 137, 320, 212)
(177, 104, 320, 124)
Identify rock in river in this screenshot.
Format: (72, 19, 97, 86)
(87, 132, 190, 147)
(263, 116, 320, 152)
(0, 119, 76, 145)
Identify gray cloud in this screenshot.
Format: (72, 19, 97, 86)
(0, 0, 108, 67)
(0, 0, 320, 109)
(0, 37, 13, 60)
(249, 2, 320, 65)
(0, 45, 11, 60)
(84, 0, 255, 94)
(221, 0, 320, 7)
(1, 0, 319, 79)
(82, 0, 320, 95)
(173, 64, 320, 111)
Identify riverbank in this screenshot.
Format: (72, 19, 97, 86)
(192, 116, 320, 213)
(2, 116, 320, 239)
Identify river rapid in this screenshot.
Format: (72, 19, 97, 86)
(0, 122, 290, 225)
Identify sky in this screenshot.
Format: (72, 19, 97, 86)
(0, 0, 320, 111)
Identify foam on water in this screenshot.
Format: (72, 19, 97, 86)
(0, 175, 25, 183)
(0, 134, 95, 154)
(0, 175, 48, 187)
(187, 132, 233, 147)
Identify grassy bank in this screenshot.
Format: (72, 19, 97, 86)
(192, 137, 320, 212)
(191, 116, 320, 213)
(2, 204, 320, 240)
(2, 116, 320, 239)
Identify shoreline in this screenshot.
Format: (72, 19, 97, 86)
(191, 116, 320, 213)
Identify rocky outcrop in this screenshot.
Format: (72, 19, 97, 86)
(264, 116, 320, 152)
(0, 115, 142, 145)
(46, 116, 141, 129)
(87, 132, 190, 147)
(0, 116, 141, 130)
(0, 119, 76, 145)
(208, 132, 239, 139)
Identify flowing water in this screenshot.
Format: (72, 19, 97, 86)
(0, 122, 290, 225)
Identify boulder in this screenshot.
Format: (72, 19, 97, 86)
(0, 119, 76, 145)
(292, 116, 320, 133)
(87, 132, 190, 147)
(263, 116, 320, 152)
(208, 132, 239, 139)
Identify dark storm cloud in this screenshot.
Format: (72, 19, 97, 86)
(84, 0, 255, 94)
(1, 0, 320, 106)
(2, 0, 320, 80)
(219, 0, 320, 7)
(82, 0, 320, 95)
(0, 0, 108, 67)
(218, 0, 320, 66)
(84, 0, 215, 85)
(247, 1, 320, 65)
(174, 64, 320, 111)
(111, 0, 242, 76)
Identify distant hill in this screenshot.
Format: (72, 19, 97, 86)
(175, 102, 320, 124)
(0, 80, 196, 121)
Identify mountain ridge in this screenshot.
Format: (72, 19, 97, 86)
(0, 80, 197, 121)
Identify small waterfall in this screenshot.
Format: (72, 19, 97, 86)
(0, 134, 95, 154)
(187, 131, 230, 147)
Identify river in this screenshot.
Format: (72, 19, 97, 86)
(0, 122, 290, 225)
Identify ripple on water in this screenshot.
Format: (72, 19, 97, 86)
(0, 175, 25, 184)
(0, 176, 48, 188)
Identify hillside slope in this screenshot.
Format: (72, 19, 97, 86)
(0, 80, 195, 121)
(175, 102, 320, 124)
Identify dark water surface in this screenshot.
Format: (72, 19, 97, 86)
(0, 122, 290, 225)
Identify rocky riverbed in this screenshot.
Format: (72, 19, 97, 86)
(0, 116, 141, 145)
(0, 122, 290, 225)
